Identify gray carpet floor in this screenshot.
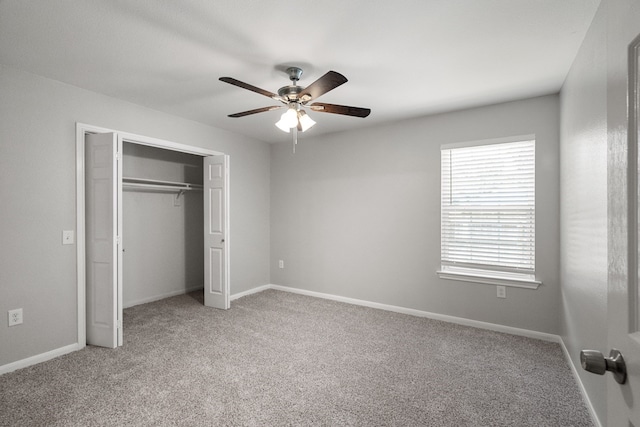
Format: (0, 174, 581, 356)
(0, 289, 592, 426)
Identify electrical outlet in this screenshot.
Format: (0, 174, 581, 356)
(8, 308, 23, 326)
(278, 260, 284, 269)
(496, 286, 506, 299)
(62, 230, 74, 245)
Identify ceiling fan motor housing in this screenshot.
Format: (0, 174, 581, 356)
(278, 85, 303, 101)
(278, 67, 306, 102)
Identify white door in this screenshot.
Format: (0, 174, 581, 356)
(605, 19, 640, 426)
(203, 155, 229, 309)
(85, 133, 123, 348)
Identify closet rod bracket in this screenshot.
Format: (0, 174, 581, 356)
(174, 190, 186, 207)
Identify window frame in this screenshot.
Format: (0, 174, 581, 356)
(436, 135, 541, 289)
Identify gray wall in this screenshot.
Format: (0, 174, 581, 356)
(559, 3, 607, 423)
(122, 143, 204, 307)
(0, 65, 271, 367)
(271, 94, 560, 334)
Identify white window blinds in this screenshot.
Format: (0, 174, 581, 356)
(441, 139, 535, 278)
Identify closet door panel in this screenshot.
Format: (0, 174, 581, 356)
(85, 133, 119, 348)
(208, 188, 223, 233)
(208, 248, 223, 294)
(204, 155, 229, 309)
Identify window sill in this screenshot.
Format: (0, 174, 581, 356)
(436, 270, 541, 289)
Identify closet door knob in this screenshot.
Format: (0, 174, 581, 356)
(221, 239, 225, 243)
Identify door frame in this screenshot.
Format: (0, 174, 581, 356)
(75, 122, 227, 349)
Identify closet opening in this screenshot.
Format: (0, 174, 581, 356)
(77, 123, 229, 349)
(121, 143, 204, 308)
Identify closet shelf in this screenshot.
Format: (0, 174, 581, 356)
(122, 177, 203, 193)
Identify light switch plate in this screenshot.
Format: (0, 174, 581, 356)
(62, 230, 74, 245)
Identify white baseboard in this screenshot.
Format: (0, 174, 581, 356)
(230, 284, 272, 301)
(558, 339, 603, 427)
(268, 284, 559, 342)
(0, 343, 80, 375)
(123, 285, 204, 308)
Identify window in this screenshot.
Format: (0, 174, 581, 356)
(438, 137, 540, 289)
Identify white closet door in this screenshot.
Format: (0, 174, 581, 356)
(203, 155, 229, 309)
(85, 133, 122, 347)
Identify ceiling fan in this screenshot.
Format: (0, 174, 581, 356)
(219, 67, 370, 150)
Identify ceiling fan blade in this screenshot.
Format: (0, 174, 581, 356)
(309, 102, 371, 118)
(219, 77, 281, 100)
(298, 71, 348, 103)
(228, 105, 283, 118)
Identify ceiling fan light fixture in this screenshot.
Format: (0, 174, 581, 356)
(275, 108, 298, 132)
(275, 116, 291, 133)
(298, 110, 316, 132)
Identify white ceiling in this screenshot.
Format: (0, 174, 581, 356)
(0, 0, 599, 143)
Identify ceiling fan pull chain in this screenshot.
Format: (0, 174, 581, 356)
(292, 127, 298, 154)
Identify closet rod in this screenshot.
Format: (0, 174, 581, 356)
(122, 177, 203, 192)
(122, 182, 203, 192)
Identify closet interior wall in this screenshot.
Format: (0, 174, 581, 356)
(122, 142, 204, 308)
